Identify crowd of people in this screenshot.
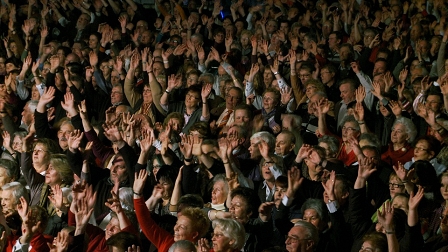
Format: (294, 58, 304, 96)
(0, 0, 448, 251)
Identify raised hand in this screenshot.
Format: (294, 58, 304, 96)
(133, 169, 148, 195)
(392, 161, 408, 182)
(358, 156, 377, 179)
(105, 190, 123, 214)
(68, 130, 84, 152)
(408, 185, 424, 210)
(179, 135, 193, 160)
(286, 167, 303, 199)
(353, 102, 365, 122)
(377, 201, 395, 231)
(16, 196, 28, 219)
(322, 170, 336, 203)
(39, 86, 56, 105)
(48, 184, 64, 210)
(355, 85, 366, 103)
(388, 100, 402, 117)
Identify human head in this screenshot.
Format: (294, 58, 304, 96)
(341, 115, 360, 142)
(175, 207, 210, 242)
(262, 88, 280, 113)
(211, 174, 229, 205)
(230, 187, 259, 225)
(339, 79, 357, 104)
(360, 232, 387, 252)
(111, 84, 124, 105)
(318, 135, 339, 158)
(57, 120, 75, 151)
(285, 221, 319, 252)
(106, 232, 140, 251)
(388, 172, 405, 198)
(249, 131, 276, 159)
(301, 198, 329, 232)
(46, 154, 74, 186)
(323, 174, 350, 206)
(168, 240, 197, 252)
(413, 135, 441, 162)
(21, 100, 38, 127)
(391, 117, 417, 144)
(225, 87, 243, 110)
(320, 64, 337, 86)
(0, 159, 18, 188)
(275, 131, 296, 156)
(211, 218, 246, 251)
(233, 104, 253, 126)
(1, 182, 28, 214)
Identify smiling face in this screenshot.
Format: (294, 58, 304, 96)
(105, 217, 120, 240)
(173, 215, 197, 242)
(391, 123, 408, 145)
(234, 109, 250, 126)
(262, 91, 278, 113)
(441, 175, 448, 201)
(389, 177, 405, 198)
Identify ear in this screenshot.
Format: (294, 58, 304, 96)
(429, 151, 435, 159)
(191, 231, 199, 241)
(229, 239, 235, 246)
(341, 191, 349, 200)
(306, 240, 315, 251)
(288, 144, 296, 153)
(238, 137, 246, 145)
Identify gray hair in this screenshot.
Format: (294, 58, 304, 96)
(251, 131, 276, 153)
(301, 198, 329, 225)
(168, 240, 196, 252)
(293, 220, 319, 246)
(199, 72, 215, 84)
(0, 159, 19, 181)
(1, 182, 29, 205)
(119, 187, 134, 211)
(212, 174, 229, 197)
(282, 114, 302, 130)
(393, 117, 417, 143)
(318, 135, 339, 158)
(212, 218, 246, 250)
(27, 100, 38, 114)
(359, 133, 381, 149)
(341, 115, 360, 131)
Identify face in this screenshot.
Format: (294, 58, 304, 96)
(0, 168, 12, 189)
(328, 34, 339, 50)
(320, 69, 334, 85)
(12, 135, 23, 153)
(1, 190, 16, 213)
(391, 195, 409, 214)
(360, 241, 377, 252)
(57, 123, 74, 150)
(76, 14, 90, 30)
(303, 209, 324, 231)
(373, 61, 387, 76)
(89, 35, 99, 49)
(240, 34, 250, 47)
(391, 123, 408, 145)
(263, 92, 278, 112)
(262, 164, 275, 182)
(440, 176, 448, 200)
(379, 99, 390, 117)
(141, 31, 152, 45)
(31, 85, 40, 101)
(274, 184, 286, 207)
(45, 163, 62, 186)
(214, 32, 225, 43)
(229, 195, 251, 224)
(248, 138, 261, 159)
(299, 70, 312, 85)
(158, 178, 173, 199)
(0, 57, 5, 74)
(234, 109, 250, 126)
(363, 32, 375, 47)
(110, 157, 128, 183)
(105, 217, 121, 240)
(225, 89, 241, 109)
(152, 159, 161, 178)
(142, 86, 153, 104)
(305, 83, 317, 99)
(341, 121, 359, 141)
(266, 20, 277, 34)
(414, 140, 433, 161)
(185, 91, 200, 108)
(211, 180, 227, 205)
(263, 69, 274, 85)
(426, 95, 442, 113)
(389, 177, 405, 198)
(339, 83, 355, 104)
(33, 143, 50, 167)
(21, 105, 34, 126)
(187, 74, 198, 87)
(212, 226, 233, 252)
(285, 226, 313, 252)
(275, 133, 294, 156)
(339, 46, 352, 62)
(173, 215, 197, 242)
(111, 86, 124, 105)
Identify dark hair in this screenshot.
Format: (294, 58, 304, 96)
(415, 135, 441, 157)
(275, 175, 288, 189)
(231, 187, 260, 219)
(362, 232, 387, 252)
(106, 232, 140, 250)
(156, 165, 176, 185)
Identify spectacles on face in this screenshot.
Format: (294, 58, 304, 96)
(299, 74, 310, 78)
(388, 183, 405, 189)
(342, 126, 357, 132)
(414, 146, 428, 152)
(186, 93, 200, 100)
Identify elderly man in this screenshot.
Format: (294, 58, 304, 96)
(275, 131, 296, 170)
(1, 182, 29, 231)
(285, 221, 319, 252)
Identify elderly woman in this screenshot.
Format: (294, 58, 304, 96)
(205, 174, 229, 211)
(198, 218, 246, 252)
(252, 88, 282, 134)
(21, 138, 60, 206)
(381, 117, 416, 167)
(22, 154, 74, 236)
(404, 135, 446, 176)
(337, 116, 361, 167)
(133, 170, 210, 252)
(296, 79, 326, 116)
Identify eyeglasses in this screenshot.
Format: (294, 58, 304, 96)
(388, 183, 405, 189)
(186, 93, 200, 100)
(143, 89, 152, 93)
(342, 126, 358, 132)
(299, 74, 310, 78)
(414, 146, 428, 152)
(263, 96, 274, 101)
(153, 165, 162, 169)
